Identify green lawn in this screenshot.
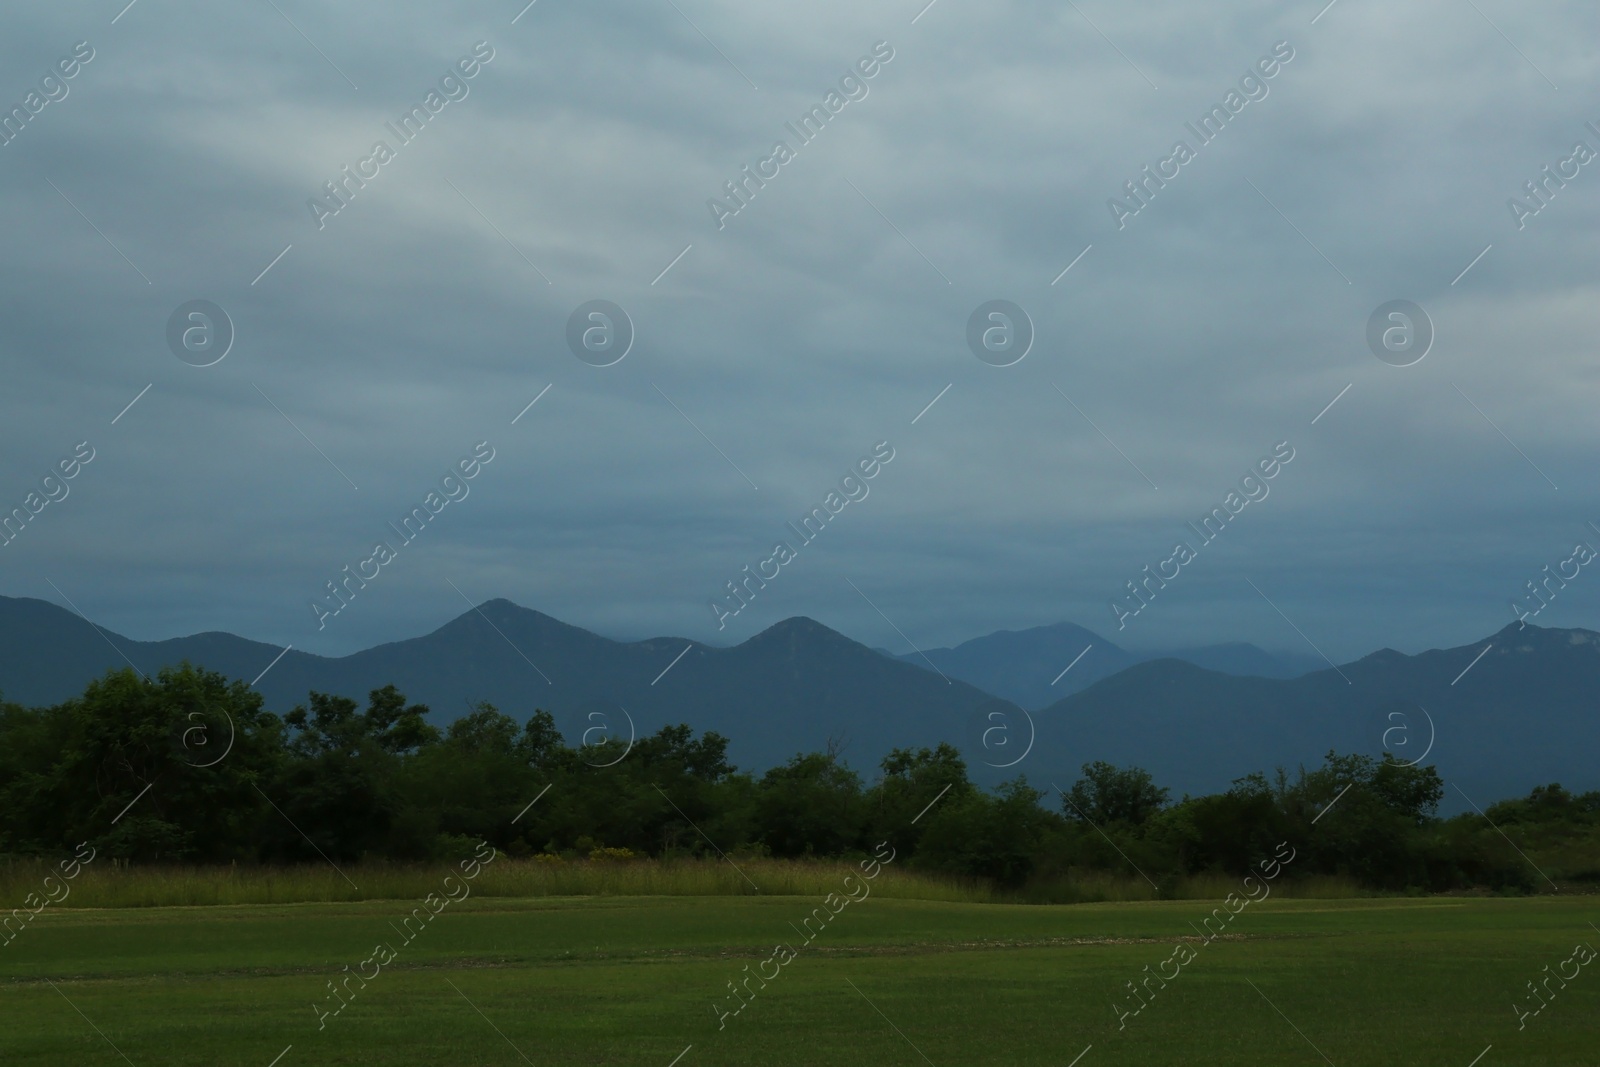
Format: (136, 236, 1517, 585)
(3, 892, 1596, 1065)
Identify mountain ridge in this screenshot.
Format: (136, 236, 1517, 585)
(1029, 620, 1600, 806)
(0, 595, 1007, 776)
(0, 595, 1592, 804)
(890, 620, 1324, 707)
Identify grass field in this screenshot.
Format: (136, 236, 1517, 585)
(3, 866, 1597, 1066)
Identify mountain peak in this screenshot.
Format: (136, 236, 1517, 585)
(748, 616, 845, 642)
(475, 597, 540, 617)
(1490, 620, 1600, 639)
(448, 598, 578, 630)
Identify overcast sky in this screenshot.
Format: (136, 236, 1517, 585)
(2, 0, 1598, 664)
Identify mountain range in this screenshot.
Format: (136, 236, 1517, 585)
(883, 621, 1322, 709)
(0, 596, 1005, 778)
(0, 594, 1591, 807)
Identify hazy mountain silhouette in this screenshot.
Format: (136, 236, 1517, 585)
(1027, 623, 1599, 807)
(890, 621, 1323, 708)
(0, 596, 1590, 801)
(0, 596, 1013, 775)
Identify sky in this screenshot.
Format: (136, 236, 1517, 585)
(2, 0, 1598, 665)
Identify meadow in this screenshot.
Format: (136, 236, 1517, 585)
(2, 860, 1595, 1066)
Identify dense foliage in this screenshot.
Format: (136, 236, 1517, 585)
(1, 664, 1592, 893)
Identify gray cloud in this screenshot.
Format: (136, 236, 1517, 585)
(0, 0, 1596, 671)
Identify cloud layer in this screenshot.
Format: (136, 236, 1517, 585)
(1, 0, 1597, 666)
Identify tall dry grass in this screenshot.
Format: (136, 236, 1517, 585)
(0, 856, 1370, 910)
(0, 856, 974, 909)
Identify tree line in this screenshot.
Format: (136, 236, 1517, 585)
(0, 664, 1592, 893)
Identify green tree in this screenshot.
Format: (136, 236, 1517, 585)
(270, 687, 441, 861)
(36, 665, 281, 861)
(756, 752, 864, 857)
(1285, 752, 1445, 888)
(1063, 761, 1168, 826)
(868, 742, 973, 854)
(1155, 772, 1289, 875)
(401, 702, 545, 854)
(917, 778, 1053, 886)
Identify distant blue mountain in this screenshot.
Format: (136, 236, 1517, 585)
(0, 596, 1014, 776)
(888, 622, 1322, 708)
(0, 595, 1588, 805)
(1027, 624, 1600, 810)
